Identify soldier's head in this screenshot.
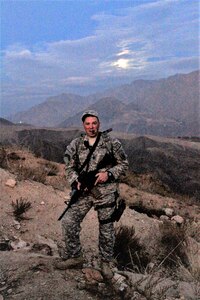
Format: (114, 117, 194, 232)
(81, 110, 100, 138)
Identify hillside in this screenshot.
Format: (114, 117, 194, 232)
(0, 125, 200, 200)
(8, 71, 200, 137)
(0, 144, 199, 299)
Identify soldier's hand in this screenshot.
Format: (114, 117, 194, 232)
(94, 172, 109, 185)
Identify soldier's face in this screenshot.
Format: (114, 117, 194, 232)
(83, 116, 100, 137)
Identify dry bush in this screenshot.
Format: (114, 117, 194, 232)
(41, 161, 59, 176)
(0, 147, 8, 169)
(7, 151, 22, 160)
(181, 222, 200, 282)
(114, 225, 150, 273)
(17, 166, 47, 183)
(122, 171, 168, 196)
(121, 171, 138, 187)
(157, 221, 189, 271)
(11, 197, 32, 221)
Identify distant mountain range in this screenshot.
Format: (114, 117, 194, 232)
(0, 118, 14, 126)
(9, 70, 199, 137)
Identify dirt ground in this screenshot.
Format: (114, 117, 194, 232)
(0, 149, 199, 300)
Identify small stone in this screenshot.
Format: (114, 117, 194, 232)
(146, 262, 155, 271)
(31, 243, 52, 256)
(40, 201, 45, 205)
(7, 289, 12, 294)
(77, 281, 86, 290)
(13, 220, 21, 230)
(171, 215, 184, 224)
(112, 273, 128, 292)
(82, 267, 103, 283)
(112, 273, 126, 285)
(164, 208, 174, 217)
(11, 238, 27, 250)
(5, 179, 16, 188)
(160, 215, 170, 221)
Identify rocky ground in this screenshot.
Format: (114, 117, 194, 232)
(0, 147, 199, 300)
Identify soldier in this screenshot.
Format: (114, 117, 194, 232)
(55, 110, 128, 271)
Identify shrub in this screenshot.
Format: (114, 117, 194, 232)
(11, 198, 32, 221)
(0, 147, 8, 168)
(157, 221, 189, 270)
(114, 225, 150, 273)
(17, 166, 46, 183)
(42, 161, 59, 176)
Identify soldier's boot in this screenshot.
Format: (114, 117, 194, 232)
(54, 256, 85, 270)
(101, 260, 117, 279)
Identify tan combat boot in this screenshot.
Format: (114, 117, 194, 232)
(54, 256, 85, 270)
(101, 260, 117, 279)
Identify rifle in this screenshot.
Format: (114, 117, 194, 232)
(58, 188, 80, 221)
(58, 155, 113, 221)
(58, 171, 126, 222)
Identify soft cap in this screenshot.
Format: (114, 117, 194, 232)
(81, 110, 99, 122)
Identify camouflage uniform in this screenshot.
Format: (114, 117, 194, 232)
(62, 132, 128, 262)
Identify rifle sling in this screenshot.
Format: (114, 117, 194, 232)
(79, 132, 101, 174)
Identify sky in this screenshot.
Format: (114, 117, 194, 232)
(0, 0, 199, 117)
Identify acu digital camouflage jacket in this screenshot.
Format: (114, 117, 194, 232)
(64, 132, 129, 196)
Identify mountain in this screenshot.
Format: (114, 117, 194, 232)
(59, 96, 192, 136)
(60, 71, 200, 136)
(9, 71, 199, 136)
(0, 117, 14, 126)
(9, 93, 93, 127)
(59, 96, 127, 128)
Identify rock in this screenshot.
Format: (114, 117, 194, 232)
(77, 280, 86, 290)
(97, 282, 106, 292)
(171, 215, 184, 225)
(12, 220, 21, 230)
(5, 179, 16, 188)
(31, 243, 52, 256)
(10, 238, 28, 250)
(146, 262, 155, 272)
(164, 208, 174, 217)
(37, 235, 59, 256)
(112, 273, 128, 292)
(160, 215, 170, 221)
(0, 294, 4, 300)
(178, 281, 197, 300)
(82, 267, 103, 284)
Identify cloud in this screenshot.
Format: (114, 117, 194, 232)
(1, 0, 199, 116)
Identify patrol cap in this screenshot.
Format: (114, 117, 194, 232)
(81, 110, 99, 122)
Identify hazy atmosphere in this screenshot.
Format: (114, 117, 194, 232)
(1, 0, 199, 117)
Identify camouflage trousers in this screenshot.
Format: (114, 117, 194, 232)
(61, 192, 116, 262)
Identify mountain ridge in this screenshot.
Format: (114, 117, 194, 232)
(8, 70, 200, 137)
